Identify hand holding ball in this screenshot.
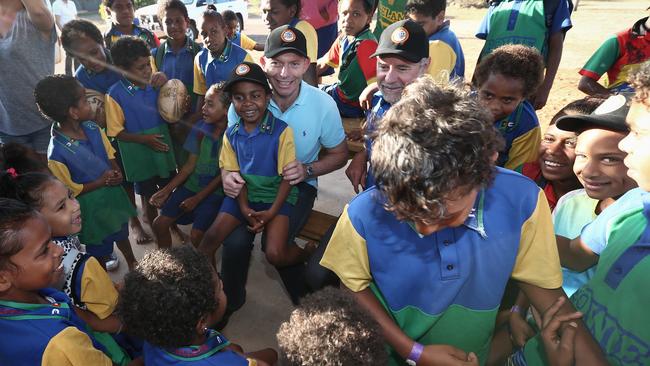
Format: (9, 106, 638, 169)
(158, 79, 189, 123)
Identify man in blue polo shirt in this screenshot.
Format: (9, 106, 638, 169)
(218, 25, 348, 317)
(346, 19, 431, 193)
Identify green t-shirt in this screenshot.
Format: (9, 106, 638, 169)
(373, 0, 407, 39)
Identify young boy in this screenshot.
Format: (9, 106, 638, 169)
(105, 36, 177, 237)
(406, 0, 464, 80)
(521, 64, 650, 366)
(474, 44, 545, 170)
(223, 9, 264, 51)
(277, 287, 388, 365)
(103, 0, 160, 50)
(198, 62, 312, 269)
(475, 0, 572, 109)
(320, 77, 607, 365)
(578, 11, 650, 96)
(193, 10, 252, 117)
(118, 245, 277, 365)
(317, 0, 378, 117)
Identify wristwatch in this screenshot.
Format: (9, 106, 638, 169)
(305, 163, 314, 178)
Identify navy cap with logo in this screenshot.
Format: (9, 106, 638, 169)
(556, 93, 632, 133)
(371, 19, 429, 63)
(264, 25, 309, 60)
(224, 62, 272, 93)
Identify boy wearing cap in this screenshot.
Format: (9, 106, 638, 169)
(199, 61, 316, 269)
(346, 19, 431, 192)
(218, 25, 347, 313)
(578, 12, 650, 96)
(519, 67, 650, 365)
(321, 77, 608, 366)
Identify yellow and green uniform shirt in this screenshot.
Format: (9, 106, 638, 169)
(219, 112, 298, 205)
(495, 100, 541, 170)
(321, 168, 562, 365)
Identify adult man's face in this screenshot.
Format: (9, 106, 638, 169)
(376, 55, 428, 104)
(261, 52, 310, 98)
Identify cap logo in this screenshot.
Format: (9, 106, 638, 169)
(235, 64, 250, 75)
(280, 29, 296, 43)
(594, 94, 626, 115)
(391, 27, 409, 45)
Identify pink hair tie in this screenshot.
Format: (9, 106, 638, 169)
(6, 168, 17, 178)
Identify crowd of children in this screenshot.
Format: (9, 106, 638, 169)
(1, 0, 650, 364)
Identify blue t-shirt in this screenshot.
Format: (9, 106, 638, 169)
(152, 38, 196, 90)
(75, 65, 122, 95)
(227, 81, 345, 187)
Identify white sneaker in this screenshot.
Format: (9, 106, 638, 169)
(106, 252, 120, 271)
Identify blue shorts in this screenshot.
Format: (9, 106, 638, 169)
(219, 196, 292, 222)
(85, 223, 129, 257)
(322, 83, 365, 118)
(0, 125, 51, 154)
(160, 186, 224, 231)
(134, 174, 174, 199)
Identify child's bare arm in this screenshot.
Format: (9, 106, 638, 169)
(557, 235, 598, 272)
(150, 154, 198, 208)
(115, 130, 169, 152)
(245, 348, 278, 366)
(534, 32, 563, 110)
(578, 76, 611, 97)
(179, 174, 222, 213)
(518, 282, 608, 366)
(253, 43, 264, 52)
(74, 307, 124, 334)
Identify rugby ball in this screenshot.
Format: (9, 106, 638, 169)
(158, 79, 188, 123)
(86, 89, 106, 128)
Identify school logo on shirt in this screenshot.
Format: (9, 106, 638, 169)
(235, 64, 250, 75)
(391, 27, 409, 45)
(281, 29, 297, 43)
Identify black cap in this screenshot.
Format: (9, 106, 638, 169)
(264, 25, 308, 60)
(556, 93, 632, 133)
(224, 62, 271, 93)
(371, 19, 428, 62)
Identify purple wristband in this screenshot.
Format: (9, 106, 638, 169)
(407, 342, 424, 365)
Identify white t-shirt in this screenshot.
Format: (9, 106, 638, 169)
(52, 0, 77, 27)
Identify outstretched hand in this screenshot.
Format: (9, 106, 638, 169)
(541, 296, 582, 366)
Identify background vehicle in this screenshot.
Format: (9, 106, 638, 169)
(135, 0, 248, 39)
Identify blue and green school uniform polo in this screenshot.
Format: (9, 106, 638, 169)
(152, 37, 199, 101)
(229, 31, 257, 51)
(48, 121, 136, 248)
(143, 329, 256, 365)
(104, 24, 159, 50)
(220, 112, 298, 206)
(321, 168, 562, 365)
(160, 121, 225, 231)
(427, 21, 465, 80)
(193, 40, 252, 96)
(495, 100, 541, 170)
(522, 188, 650, 366)
(105, 79, 176, 183)
(475, 0, 572, 62)
(0, 289, 116, 366)
(226, 81, 346, 188)
(75, 58, 122, 94)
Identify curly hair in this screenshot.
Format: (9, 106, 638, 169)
(222, 9, 238, 23)
(277, 287, 387, 365)
(202, 8, 226, 28)
(61, 19, 104, 53)
(118, 246, 218, 349)
(630, 62, 650, 105)
(110, 36, 151, 69)
(371, 76, 504, 224)
(0, 172, 57, 209)
(157, 0, 189, 22)
(34, 75, 83, 123)
(406, 0, 445, 18)
(206, 82, 231, 107)
(0, 198, 41, 272)
(474, 44, 544, 99)
(549, 96, 605, 126)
